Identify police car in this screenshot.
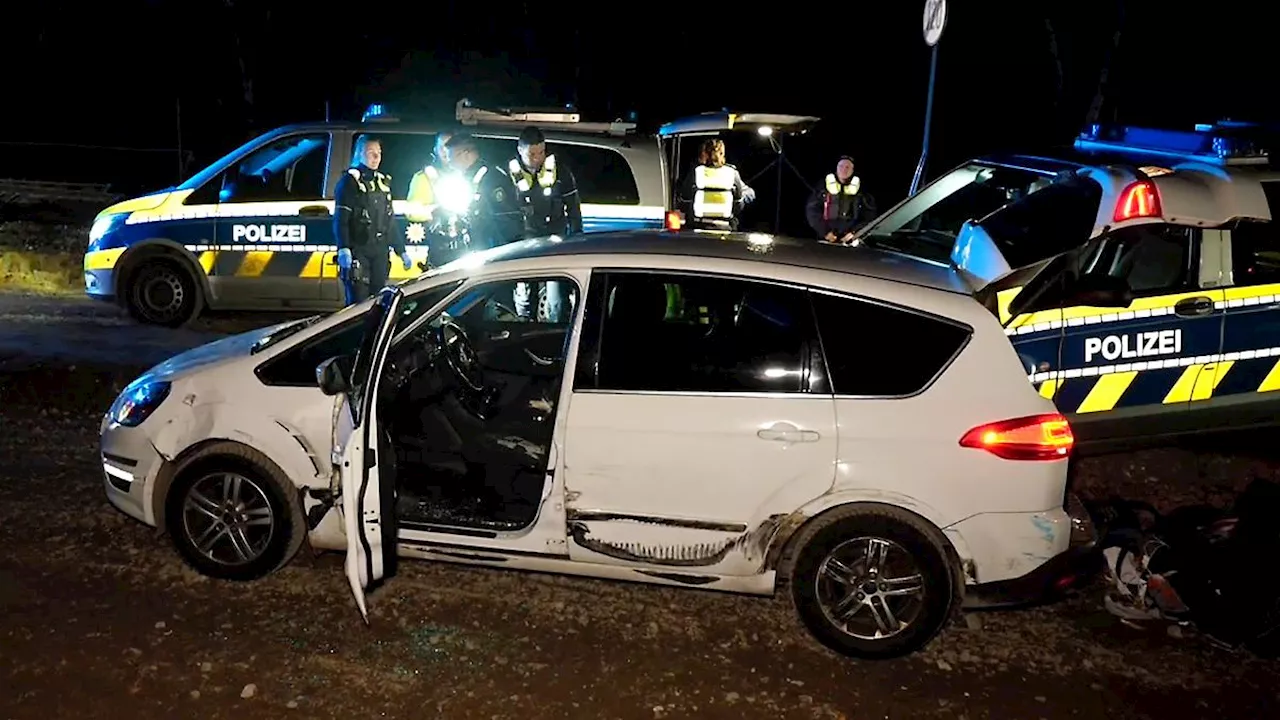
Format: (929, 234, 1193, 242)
(82, 100, 672, 327)
(856, 122, 1280, 451)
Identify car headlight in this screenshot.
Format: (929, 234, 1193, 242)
(436, 175, 473, 215)
(88, 213, 126, 245)
(108, 380, 172, 427)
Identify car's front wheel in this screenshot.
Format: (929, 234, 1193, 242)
(787, 505, 956, 660)
(124, 257, 202, 327)
(164, 443, 306, 581)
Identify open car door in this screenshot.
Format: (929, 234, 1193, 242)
(335, 286, 404, 621)
(657, 111, 820, 232)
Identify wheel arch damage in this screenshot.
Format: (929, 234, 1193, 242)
(764, 493, 975, 599)
(147, 402, 324, 531)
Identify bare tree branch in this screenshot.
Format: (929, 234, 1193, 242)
(1085, 0, 1125, 126)
(221, 0, 255, 129)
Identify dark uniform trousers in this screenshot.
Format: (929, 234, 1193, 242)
(335, 164, 397, 305)
(343, 244, 391, 306)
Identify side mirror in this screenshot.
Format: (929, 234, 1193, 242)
(1069, 274, 1132, 308)
(316, 354, 353, 396)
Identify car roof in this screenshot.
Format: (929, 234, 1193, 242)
(264, 121, 647, 148)
(409, 230, 974, 296)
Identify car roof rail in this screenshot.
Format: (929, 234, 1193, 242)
(454, 98, 637, 137)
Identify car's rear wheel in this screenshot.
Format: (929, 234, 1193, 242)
(164, 443, 306, 581)
(786, 505, 955, 660)
(124, 257, 201, 327)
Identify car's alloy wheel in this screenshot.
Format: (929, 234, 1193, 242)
(180, 471, 276, 567)
(788, 506, 955, 660)
(164, 443, 307, 582)
(814, 536, 927, 641)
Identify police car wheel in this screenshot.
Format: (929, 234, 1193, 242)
(164, 442, 307, 582)
(784, 505, 955, 660)
(125, 259, 200, 328)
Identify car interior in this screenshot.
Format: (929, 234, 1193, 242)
(375, 278, 579, 532)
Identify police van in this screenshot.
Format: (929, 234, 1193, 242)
(857, 122, 1280, 451)
(82, 100, 672, 326)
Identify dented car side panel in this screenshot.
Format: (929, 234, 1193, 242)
(560, 392, 838, 577)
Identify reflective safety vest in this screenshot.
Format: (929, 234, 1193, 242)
(508, 154, 557, 195)
(406, 165, 443, 222)
(693, 164, 736, 219)
(823, 173, 862, 221)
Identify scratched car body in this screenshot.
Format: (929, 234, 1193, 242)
(99, 230, 1094, 659)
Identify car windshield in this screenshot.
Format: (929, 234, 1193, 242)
(860, 163, 1055, 263)
(249, 315, 324, 354)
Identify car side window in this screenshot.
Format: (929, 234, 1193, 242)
(257, 282, 462, 387)
(810, 291, 971, 397)
(582, 272, 815, 394)
(473, 136, 519, 174)
(1229, 220, 1280, 287)
(255, 320, 366, 387)
(1081, 225, 1196, 297)
(548, 143, 640, 205)
(220, 133, 331, 203)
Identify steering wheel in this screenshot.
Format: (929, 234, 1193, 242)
(435, 318, 485, 393)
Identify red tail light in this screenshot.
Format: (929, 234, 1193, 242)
(1113, 179, 1161, 222)
(959, 413, 1074, 461)
(665, 210, 684, 230)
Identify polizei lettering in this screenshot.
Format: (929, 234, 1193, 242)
(1084, 329, 1182, 363)
(232, 224, 307, 243)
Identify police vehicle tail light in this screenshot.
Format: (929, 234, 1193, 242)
(665, 210, 684, 231)
(1113, 179, 1161, 222)
(958, 413, 1073, 461)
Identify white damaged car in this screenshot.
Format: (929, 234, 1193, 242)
(100, 230, 1095, 659)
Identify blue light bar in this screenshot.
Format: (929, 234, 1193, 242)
(1074, 121, 1271, 166)
(362, 103, 397, 122)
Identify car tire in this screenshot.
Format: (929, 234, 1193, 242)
(164, 442, 307, 582)
(785, 504, 955, 660)
(124, 257, 202, 328)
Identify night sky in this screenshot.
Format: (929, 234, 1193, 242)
(3, 0, 1272, 229)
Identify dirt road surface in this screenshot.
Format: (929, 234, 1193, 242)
(1, 293, 1277, 719)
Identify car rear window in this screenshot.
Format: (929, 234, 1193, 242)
(975, 176, 1103, 269)
(809, 290, 971, 397)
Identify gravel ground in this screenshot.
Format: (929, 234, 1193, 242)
(1, 293, 1278, 719)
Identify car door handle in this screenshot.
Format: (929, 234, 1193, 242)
(1174, 296, 1215, 317)
(757, 422, 820, 443)
(489, 330, 510, 340)
(298, 205, 330, 217)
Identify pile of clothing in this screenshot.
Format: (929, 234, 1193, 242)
(1088, 477, 1280, 657)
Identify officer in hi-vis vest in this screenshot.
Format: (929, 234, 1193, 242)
(405, 131, 454, 223)
(806, 155, 875, 243)
(508, 126, 582, 322)
(508, 126, 583, 237)
(679, 138, 754, 230)
(334, 135, 411, 304)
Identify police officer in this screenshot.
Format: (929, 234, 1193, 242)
(405, 130, 454, 223)
(806, 155, 875, 243)
(508, 126, 583, 237)
(679, 138, 755, 230)
(508, 126, 581, 321)
(443, 132, 524, 252)
(334, 135, 411, 304)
